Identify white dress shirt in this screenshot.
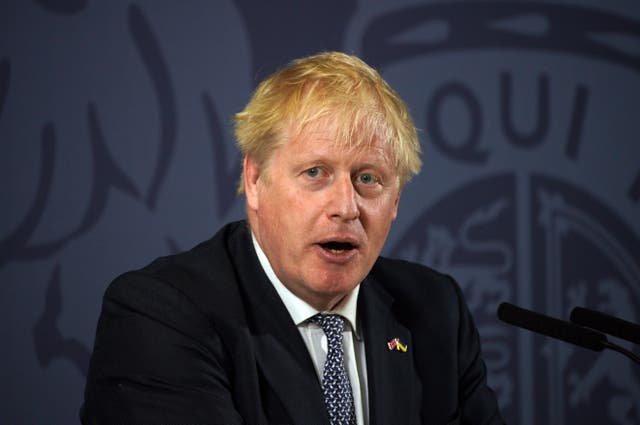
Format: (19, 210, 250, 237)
(252, 234, 369, 425)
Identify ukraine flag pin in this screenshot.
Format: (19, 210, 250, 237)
(387, 337, 408, 352)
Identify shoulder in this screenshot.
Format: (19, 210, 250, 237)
(104, 221, 250, 326)
(370, 256, 462, 300)
(368, 256, 466, 324)
(135, 220, 247, 285)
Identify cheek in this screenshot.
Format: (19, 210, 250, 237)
(360, 197, 398, 248)
(364, 195, 399, 223)
(266, 188, 310, 233)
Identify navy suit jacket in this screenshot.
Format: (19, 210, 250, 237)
(82, 221, 504, 425)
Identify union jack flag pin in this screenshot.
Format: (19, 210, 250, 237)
(387, 337, 407, 352)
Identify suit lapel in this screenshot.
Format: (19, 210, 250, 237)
(359, 277, 422, 425)
(227, 224, 329, 424)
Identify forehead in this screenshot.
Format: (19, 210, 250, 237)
(285, 119, 395, 165)
(283, 121, 393, 167)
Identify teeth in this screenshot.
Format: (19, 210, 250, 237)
(328, 248, 345, 254)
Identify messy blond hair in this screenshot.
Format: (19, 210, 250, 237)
(234, 51, 421, 193)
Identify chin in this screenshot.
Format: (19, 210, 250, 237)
(312, 276, 360, 295)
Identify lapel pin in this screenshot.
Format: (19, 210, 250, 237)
(387, 337, 407, 352)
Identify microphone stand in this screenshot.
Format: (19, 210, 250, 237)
(601, 340, 640, 365)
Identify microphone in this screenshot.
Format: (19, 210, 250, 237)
(570, 307, 640, 345)
(496, 302, 607, 351)
(497, 302, 640, 365)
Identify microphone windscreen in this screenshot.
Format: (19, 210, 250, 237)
(497, 302, 607, 351)
(570, 307, 640, 345)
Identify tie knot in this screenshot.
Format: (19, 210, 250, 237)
(311, 313, 345, 337)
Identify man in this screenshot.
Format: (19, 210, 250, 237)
(82, 52, 504, 424)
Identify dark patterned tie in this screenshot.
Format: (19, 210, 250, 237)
(311, 314, 357, 425)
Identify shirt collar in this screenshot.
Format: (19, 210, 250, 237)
(251, 232, 361, 338)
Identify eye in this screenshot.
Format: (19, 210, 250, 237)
(357, 173, 378, 185)
(305, 167, 321, 178)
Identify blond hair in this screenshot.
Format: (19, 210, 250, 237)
(234, 51, 421, 192)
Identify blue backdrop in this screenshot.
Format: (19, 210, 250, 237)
(2, 1, 639, 423)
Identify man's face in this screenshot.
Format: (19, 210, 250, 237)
(245, 121, 401, 311)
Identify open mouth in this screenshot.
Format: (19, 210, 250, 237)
(319, 241, 356, 254)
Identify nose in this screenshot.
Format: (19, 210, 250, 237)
(327, 174, 360, 221)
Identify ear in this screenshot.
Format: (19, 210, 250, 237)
(244, 155, 261, 211)
(391, 190, 401, 221)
